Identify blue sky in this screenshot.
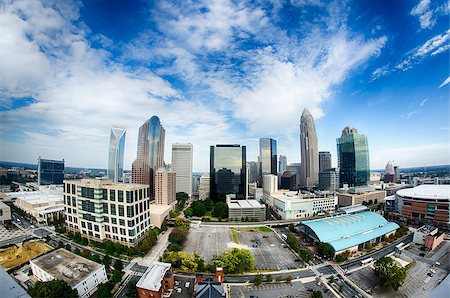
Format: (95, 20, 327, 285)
(0, 0, 448, 171)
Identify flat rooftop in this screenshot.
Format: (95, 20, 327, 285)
(228, 199, 264, 209)
(136, 261, 171, 291)
(0, 266, 31, 298)
(31, 248, 103, 287)
(6, 191, 62, 205)
(396, 185, 450, 201)
(66, 179, 149, 190)
(338, 204, 368, 214)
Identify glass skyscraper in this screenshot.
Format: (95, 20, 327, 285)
(37, 157, 64, 185)
(210, 145, 246, 201)
(300, 108, 319, 187)
(107, 127, 126, 182)
(337, 126, 370, 187)
(259, 138, 277, 185)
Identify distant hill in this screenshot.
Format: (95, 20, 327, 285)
(0, 160, 106, 174)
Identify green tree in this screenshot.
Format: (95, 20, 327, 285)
(161, 219, 168, 231)
(213, 202, 228, 218)
(266, 274, 273, 282)
(102, 255, 111, 269)
(212, 248, 255, 274)
(58, 241, 64, 249)
(96, 282, 113, 298)
(126, 281, 138, 298)
(317, 243, 334, 259)
(374, 257, 409, 291)
(65, 243, 71, 251)
(74, 248, 81, 255)
(184, 208, 193, 217)
(204, 199, 214, 211)
(91, 253, 101, 264)
(253, 274, 263, 284)
(288, 223, 295, 232)
(191, 201, 207, 217)
(169, 227, 188, 245)
(28, 280, 78, 298)
(312, 291, 323, 298)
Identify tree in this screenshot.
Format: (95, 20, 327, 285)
(184, 208, 193, 217)
(374, 257, 409, 291)
(374, 199, 378, 205)
(126, 281, 138, 298)
(58, 241, 64, 249)
(204, 199, 214, 211)
(266, 274, 273, 282)
(286, 275, 293, 283)
(169, 227, 188, 245)
(191, 201, 207, 217)
(74, 248, 81, 255)
(96, 282, 113, 298)
(253, 274, 263, 284)
(102, 255, 111, 269)
(212, 248, 255, 274)
(28, 280, 78, 298)
(213, 202, 228, 218)
(317, 243, 334, 259)
(175, 217, 186, 228)
(65, 243, 71, 251)
(161, 219, 168, 231)
(91, 253, 101, 264)
(288, 223, 295, 232)
(312, 291, 323, 298)
(335, 250, 350, 262)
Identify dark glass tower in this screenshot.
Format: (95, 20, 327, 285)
(259, 138, 277, 185)
(337, 126, 370, 187)
(210, 145, 247, 201)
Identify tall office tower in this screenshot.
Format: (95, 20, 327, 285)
(336, 126, 370, 187)
(210, 145, 246, 201)
(318, 151, 332, 173)
(171, 143, 193, 196)
(259, 138, 277, 185)
(107, 127, 126, 182)
(198, 173, 210, 200)
(384, 161, 395, 183)
(155, 167, 176, 206)
(300, 108, 319, 187)
(279, 155, 287, 173)
(318, 168, 339, 192)
(37, 157, 64, 185)
(247, 161, 258, 183)
(132, 116, 165, 191)
(394, 165, 400, 182)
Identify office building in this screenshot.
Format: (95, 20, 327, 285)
(247, 161, 258, 183)
(286, 163, 301, 190)
(337, 187, 385, 207)
(198, 173, 210, 200)
(259, 138, 277, 184)
(136, 262, 174, 298)
(227, 196, 266, 221)
(132, 116, 165, 189)
(107, 127, 126, 183)
(30, 248, 107, 298)
(413, 225, 446, 251)
(171, 143, 193, 196)
(384, 161, 396, 183)
(37, 157, 64, 185)
(278, 155, 287, 174)
(210, 145, 246, 201)
(263, 174, 278, 195)
(337, 126, 370, 187)
(300, 108, 319, 187)
(280, 171, 297, 190)
(318, 168, 339, 192)
(319, 151, 332, 172)
(64, 179, 151, 247)
(154, 167, 176, 206)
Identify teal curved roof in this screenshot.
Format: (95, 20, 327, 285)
(302, 211, 399, 252)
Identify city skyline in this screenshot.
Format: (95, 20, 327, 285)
(0, 0, 449, 172)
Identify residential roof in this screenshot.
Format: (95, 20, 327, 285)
(302, 211, 399, 252)
(30, 248, 103, 287)
(136, 262, 171, 292)
(0, 266, 31, 298)
(194, 282, 225, 298)
(396, 185, 450, 201)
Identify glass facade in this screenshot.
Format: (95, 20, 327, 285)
(37, 157, 64, 185)
(259, 138, 277, 184)
(210, 145, 247, 201)
(337, 128, 370, 187)
(107, 127, 126, 182)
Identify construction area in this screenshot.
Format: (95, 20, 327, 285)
(0, 240, 52, 270)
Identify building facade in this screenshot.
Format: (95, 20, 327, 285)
(198, 173, 210, 200)
(210, 145, 247, 201)
(107, 127, 126, 183)
(171, 143, 193, 196)
(227, 197, 266, 221)
(259, 138, 277, 184)
(279, 155, 287, 174)
(319, 151, 332, 173)
(300, 109, 319, 188)
(64, 179, 151, 247)
(136, 262, 174, 298)
(132, 116, 165, 190)
(154, 167, 176, 206)
(318, 168, 339, 192)
(0, 201, 11, 224)
(337, 189, 386, 207)
(37, 157, 64, 185)
(337, 126, 370, 187)
(247, 161, 258, 183)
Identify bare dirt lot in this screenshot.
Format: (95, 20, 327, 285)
(0, 240, 52, 270)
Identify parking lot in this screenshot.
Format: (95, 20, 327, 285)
(183, 225, 232, 262)
(230, 281, 311, 298)
(347, 266, 378, 293)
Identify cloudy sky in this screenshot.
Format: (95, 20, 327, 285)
(0, 0, 449, 172)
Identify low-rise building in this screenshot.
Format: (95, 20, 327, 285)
(413, 225, 446, 251)
(149, 204, 174, 229)
(227, 196, 266, 221)
(136, 261, 173, 298)
(0, 266, 31, 298)
(337, 187, 386, 207)
(0, 200, 11, 224)
(30, 248, 107, 298)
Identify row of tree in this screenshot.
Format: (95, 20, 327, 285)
(184, 199, 228, 219)
(285, 232, 313, 262)
(167, 218, 189, 251)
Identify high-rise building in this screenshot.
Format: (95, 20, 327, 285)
(384, 161, 395, 183)
(318, 168, 339, 192)
(247, 161, 258, 183)
(319, 151, 332, 173)
(132, 116, 165, 191)
(259, 138, 277, 184)
(64, 179, 151, 247)
(210, 145, 246, 201)
(337, 126, 370, 187)
(37, 157, 64, 185)
(300, 108, 319, 188)
(198, 173, 210, 200)
(171, 143, 193, 196)
(279, 155, 287, 173)
(154, 167, 176, 206)
(286, 163, 301, 190)
(107, 127, 126, 183)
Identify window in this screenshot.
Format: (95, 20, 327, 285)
(119, 205, 124, 217)
(81, 187, 94, 199)
(403, 201, 412, 206)
(72, 184, 76, 195)
(81, 222, 86, 228)
(103, 203, 108, 214)
(118, 190, 124, 202)
(112, 218, 117, 224)
(83, 213, 96, 222)
(110, 190, 116, 201)
(94, 225, 99, 232)
(127, 206, 134, 217)
(126, 191, 132, 203)
(87, 222, 92, 230)
(72, 197, 76, 207)
(129, 229, 135, 236)
(105, 226, 110, 232)
(139, 189, 143, 200)
(81, 200, 95, 213)
(128, 220, 134, 227)
(112, 227, 118, 233)
(110, 204, 116, 215)
(102, 189, 107, 200)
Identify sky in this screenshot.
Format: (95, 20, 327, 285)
(0, 0, 449, 172)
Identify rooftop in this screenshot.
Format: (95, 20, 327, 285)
(194, 281, 225, 298)
(302, 211, 399, 252)
(0, 266, 31, 298)
(396, 185, 450, 201)
(228, 199, 264, 209)
(271, 192, 333, 203)
(67, 179, 149, 190)
(6, 191, 62, 205)
(338, 204, 368, 214)
(136, 261, 171, 292)
(30, 248, 103, 287)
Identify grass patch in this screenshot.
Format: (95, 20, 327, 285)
(258, 226, 272, 233)
(230, 228, 239, 244)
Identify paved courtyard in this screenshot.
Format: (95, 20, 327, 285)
(0, 225, 28, 242)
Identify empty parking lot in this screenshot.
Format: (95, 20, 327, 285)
(183, 225, 231, 262)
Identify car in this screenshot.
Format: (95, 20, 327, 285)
(263, 235, 268, 238)
(419, 253, 425, 257)
(294, 259, 301, 262)
(427, 272, 433, 277)
(176, 288, 182, 293)
(185, 282, 190, 288)
(435, 262, 441, 266)
(306, 288, 314, 292)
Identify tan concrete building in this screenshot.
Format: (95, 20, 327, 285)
(0, 200, 11, 224)
(149, 204, 173, 229)
(337, 190, 386, 207)
(64, 179, 151, 247)
(155, 167, 176, 206)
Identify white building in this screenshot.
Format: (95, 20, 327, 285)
(227, 196, 266, 221)
(263, 174, 278, 195)
(30, 249, 107, 298)
(171, 143, 193, 197)
(198, 173, 210, 200)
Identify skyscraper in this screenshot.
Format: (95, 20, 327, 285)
(279, 155, 287, 173)
(247, 161, 258, 183)
(336, 126, 370, 187)
(300, 108, 319, 187)
(37, 157, 64, 185)
(155, 166, 176, 206)
(259, 138, 277, 184)
(132, 116, 165, 190)
(318, 151, 332, 173)
(171, 143, 193, 196)
(210, 145, 246, 201)
(107, 127, 126, 182)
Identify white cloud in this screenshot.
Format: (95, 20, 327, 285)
(419, 97, 428, 106)
(410, 0, 449, 30)
(438, 75, 450, 88)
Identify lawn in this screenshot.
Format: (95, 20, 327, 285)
(230, 228, 239, 243)
(258, 226, 272, 233)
